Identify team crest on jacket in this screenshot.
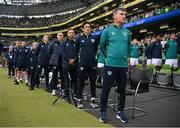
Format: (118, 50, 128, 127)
(81, 40, 85, 43)
(80, 67, 84, 71)
(111, 32, 115, 35)
(91, 39, 95, 43)
(107, 71, 112, 76)
(25, 49, 28, 52)
(66, 43, 69, 47)
(122, 32, 127, 37)
(41, 45, 44, 48)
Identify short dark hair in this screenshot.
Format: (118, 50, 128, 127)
(113, 7, 126, 17)
(67, 29, 75, 33)
(82, 21, 91, 28)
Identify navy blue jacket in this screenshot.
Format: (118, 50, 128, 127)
(12, 46, 20, 65)
(62, 38, 77, 68)
(151, 41, 162, 58)
(28, 49, 38, 68)
(48, 40, 62, 66)
(5, 51, 13, 64)
(17, 46, 30, 65)
(145, 43, 153, 59)
(36, 42, 50, 66)
(75, 34, 99, 66)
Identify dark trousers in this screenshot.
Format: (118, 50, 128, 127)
(8, 63, 14, 76)
(50, 65, 64, 90)
(32, 65, 49, 89)
(63, 65, 78, 96)
(29, 66, 39, 87)
(100, 66, 127, 112)
(77, 65, 96, 99)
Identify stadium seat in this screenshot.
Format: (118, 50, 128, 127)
(173, 68, 180, 88)
(114, 67, 153, 118)
(156, 64, 171, 86)
(136, 64, 143, 69)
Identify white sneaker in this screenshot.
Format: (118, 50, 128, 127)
(90, 97, 98, 108)
(77, 100, 83, 109)
(51, 89, 56, 96)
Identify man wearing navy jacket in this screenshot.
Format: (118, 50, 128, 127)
(13, 41, 21, 83)
(29, 42, 38, 90)
(15, 41, 29, 85)
(75, 22, 99, 109)
(5, 46, 14, 78)
(32, 34, 50, 91)
(62, 29, 78, 99)
(48, 33, 64, 95)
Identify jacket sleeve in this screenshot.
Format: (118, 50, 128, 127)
(48, 42, 53, 59)
(128, 31, 132, 57)
(95, 36, 100, 55)
(61, 42, 69, 60)
(75, 37, 80, 61)
(98, 29, 108, 64)
(35, 43, 41, 58)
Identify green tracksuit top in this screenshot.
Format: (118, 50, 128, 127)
(166, 39, 177, 59)
(130, 44, 139, 58)
(98, 24, 131, 67)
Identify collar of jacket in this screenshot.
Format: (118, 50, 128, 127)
(66, 38, 75, 43)
(82, 33, 92, 38)
(113, 23, 123, 29)
(54, 39, 64, 44)
(42, 41, 49, 45)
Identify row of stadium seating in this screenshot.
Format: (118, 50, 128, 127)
(0, 2, 179, 28)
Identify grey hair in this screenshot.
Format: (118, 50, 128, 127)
(113, 7, 126, 18)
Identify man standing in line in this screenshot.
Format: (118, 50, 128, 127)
(98, 8, 131, 123)
(61, 29, 78, 99)
(48, 33, 64, 96)
(32, 34, 50, 91)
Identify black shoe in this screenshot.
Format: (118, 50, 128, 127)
(77, 100, 83, 109)
(14, 81, 19, 85)
(20, 80, 23, 83)
(26, 82, 29, 86)
(13, 79, 17, 82)
(90, 98, 98, 108)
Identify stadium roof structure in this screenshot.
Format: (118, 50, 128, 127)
(0, 0, 95, 5)
(0, 0, 56, 5)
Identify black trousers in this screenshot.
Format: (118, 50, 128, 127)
(50, 65, 64, 90)
(29, 66, 39, 87)
(32, 65, 49, 89)
(8, 63, 14, 76)
(100, 66, 127, 112)
(63, 65, 78, 96)
(77, 64, 96, 99)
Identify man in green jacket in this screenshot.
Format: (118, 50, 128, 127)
(98, 7, 131, 123)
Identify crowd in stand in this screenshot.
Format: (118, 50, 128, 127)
(126, 2, 179, 23)
(0, 0, 105, 28)
(0, 1, 178, 28)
